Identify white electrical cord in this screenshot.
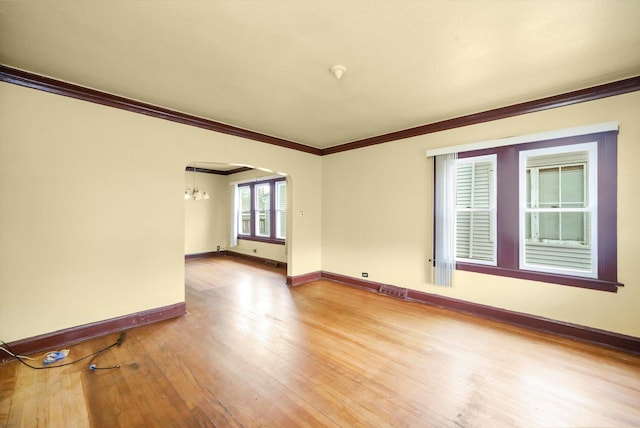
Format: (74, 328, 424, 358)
(0, 346, 37, 360)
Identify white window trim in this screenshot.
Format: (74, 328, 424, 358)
(426, 121, 618, 157)
(518, 142, 598, 278)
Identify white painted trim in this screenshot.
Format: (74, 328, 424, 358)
(425, 121, 618, 157)
(518, 142, 598, 278)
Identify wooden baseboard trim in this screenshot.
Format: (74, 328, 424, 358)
(287, 271, 322, 286)
(185, 250, 287, 270)
(320, 271, 381, 292)
(2, 302, 186, 362)
(225, 250, 287, 270)
(320, 271, 640, 355)
(185, 251, 226, 260)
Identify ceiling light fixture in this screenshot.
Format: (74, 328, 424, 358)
(184, 165, 210, 201)
(330, 65, 346, 80)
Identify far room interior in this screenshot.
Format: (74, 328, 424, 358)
(184, 163, 289, 266)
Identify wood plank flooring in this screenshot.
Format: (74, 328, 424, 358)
(1, 256, 640, 427)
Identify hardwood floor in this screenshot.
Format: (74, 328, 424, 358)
(2, 256, 640, 427)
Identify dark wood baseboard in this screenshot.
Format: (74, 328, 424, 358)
(185, 251, 226, 260)
(224, 250, 287, 269)
(405, 289, 640, 355)
(2, 302, 186, 363)
(287, 271, 322, 286)
(185, 250, 287, 270)
(320, 271, 381, 291)
(317, 271, 640, 355)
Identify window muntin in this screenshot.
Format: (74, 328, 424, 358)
(519, 143, 597, 277)
(237, 178, 286, 243)
(455, 155, 497, 265)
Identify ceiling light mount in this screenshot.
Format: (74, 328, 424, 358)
(330, 65, 346, 80)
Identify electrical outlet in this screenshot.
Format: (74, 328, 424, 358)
(216, 245, 221, 251)
(362, 272, 369, 278)
(253, 249, 257, 253)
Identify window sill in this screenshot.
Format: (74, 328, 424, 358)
(456, 262, 623, 292)
(238, 236, 286, 245)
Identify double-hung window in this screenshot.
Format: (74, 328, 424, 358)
(520, 143, 597, 277)
(456, 155, 497, 265)
(237, 178, 286, 244)
(435, 127, 620, 292)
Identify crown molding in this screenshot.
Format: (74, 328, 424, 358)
(2, 64, 639, 157)
(323, 75, 640, 155)
(0, 65, 322, 156)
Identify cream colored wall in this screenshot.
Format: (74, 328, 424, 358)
(321, 91, 640, 338)
(232, 239, 287, 263)
(184, 171, 228, 255)
(0, 82, 322, 342)
(2, 79, 637, 343)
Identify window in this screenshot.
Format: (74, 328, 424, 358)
(275, 180, 286, 240)
(520, 143, 597, 277)
(237, 178, 286, 243)
(456, 155, 497, 265)
(438, 129, 619, 292)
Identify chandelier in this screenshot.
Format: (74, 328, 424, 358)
(184, 166, 210, 200)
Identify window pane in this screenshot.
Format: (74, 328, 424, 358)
(276, 181, 286, 210)
(524, 241, 592, 271)
(561, 212, 586, 242)
(525, 170, 531, 208)
(239, 186, 251, 235)
(456, 161, 493, 209)
(255, 210, 270, 237)
(455, 155, 496, 264)
(538, 212, 560, 240)
(456, 211, 471, 258)
(255, 183, 271, 237)
(256, 183, 270, 210)
(239, 186, 251, 210)
(456, 211, 495, 262)
(472, 161, 492, 208)
(240, 212, 251, 235)
(456, 163, 473, 208)
(521, 144, 595, 276)
(275, 181, 286, 239)
(561, 165, 585, 206)
(277, 211, 286, 239)
(538, 167, 559, 207)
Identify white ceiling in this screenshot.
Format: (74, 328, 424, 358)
(1, 1, 639, 150)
